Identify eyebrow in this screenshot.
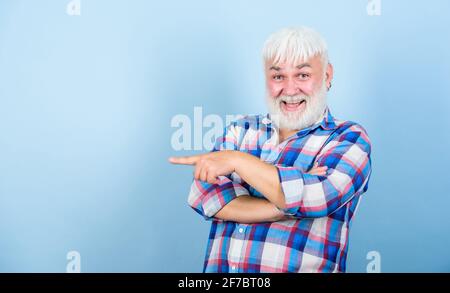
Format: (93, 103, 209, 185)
(296, 63, 312, 69)
(269, 63, 312, 71)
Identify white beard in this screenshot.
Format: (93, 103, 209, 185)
(266, 82, 328, 131)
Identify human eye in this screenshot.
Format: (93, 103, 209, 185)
(297, 73, 310, 80)
(272, 75, 284, 81)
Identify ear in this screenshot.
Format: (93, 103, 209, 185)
(325, 63, 333, 86)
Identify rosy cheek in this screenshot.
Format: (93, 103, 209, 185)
(267, 82, 283, 97)
(299, 82, 315, 96)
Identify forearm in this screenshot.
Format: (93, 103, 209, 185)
(233, 152, 287, 209)
(215, 195, 286, 224)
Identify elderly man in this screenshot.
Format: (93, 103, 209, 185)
(170, 27, 372, 273)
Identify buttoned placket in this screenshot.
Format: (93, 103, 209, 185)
(229, 224, 248, 273)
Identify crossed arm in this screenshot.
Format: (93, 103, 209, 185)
(169, 151, 327, 223)
(170, 120, 371, 224)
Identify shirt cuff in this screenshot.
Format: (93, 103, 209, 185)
(275, 165, 305, 216)
(190, 176, 249, 220)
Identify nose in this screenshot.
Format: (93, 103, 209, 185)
(283, 78, 299, 96)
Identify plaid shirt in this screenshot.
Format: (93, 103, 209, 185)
(187, 108, 372, 273)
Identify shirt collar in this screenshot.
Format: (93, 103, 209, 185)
(319, 107, 337, 130)
(263, 107, 338, 133)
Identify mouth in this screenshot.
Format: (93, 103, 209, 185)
(280, 99, 306, 112)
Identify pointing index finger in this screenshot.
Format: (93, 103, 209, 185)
(168, 155, 201, 165)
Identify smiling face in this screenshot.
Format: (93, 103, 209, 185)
(265, 54, 333, 131)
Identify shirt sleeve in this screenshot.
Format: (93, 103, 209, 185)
(275, 123, 372, 218)
(186, 120, 250, 220)
(188, 176, 250, 220)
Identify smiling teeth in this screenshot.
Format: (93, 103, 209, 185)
(284, 100, 304, 104)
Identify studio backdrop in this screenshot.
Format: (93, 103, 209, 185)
(0, 0, 449, 272)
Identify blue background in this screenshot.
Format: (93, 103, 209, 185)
(1, 0, 449, 272)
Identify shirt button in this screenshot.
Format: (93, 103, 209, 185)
(238, 228, 244, 233)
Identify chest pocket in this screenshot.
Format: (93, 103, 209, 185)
(269, 124, 353, 171)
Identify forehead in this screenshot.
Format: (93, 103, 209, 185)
(266, 54, 322, 70)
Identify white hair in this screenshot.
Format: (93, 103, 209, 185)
(262, 26, 328, 68)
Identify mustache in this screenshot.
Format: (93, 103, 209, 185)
(274, 95, 310, 105)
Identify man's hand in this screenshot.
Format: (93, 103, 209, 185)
(307, 162, 328, 176)
(169, 150, 327, 185)
(171, 150, 328, 215)
(169, 150, 239, 184)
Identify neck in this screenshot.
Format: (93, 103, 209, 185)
(278, 128, 298, 143)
